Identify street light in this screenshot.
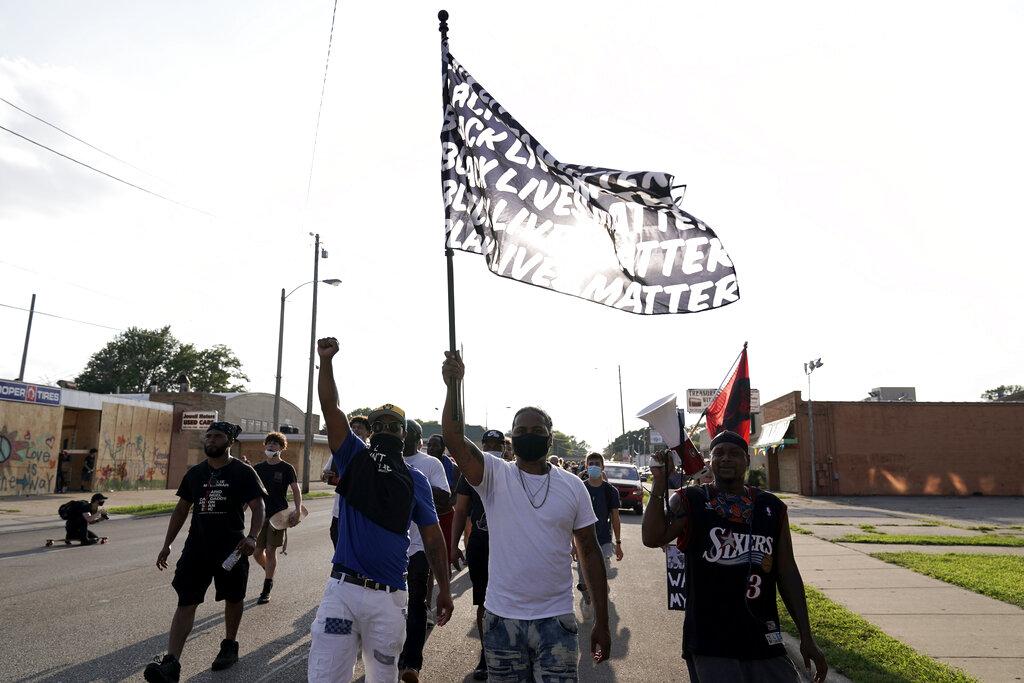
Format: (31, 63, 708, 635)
(273, 277, 341, 431)
(593, 364, 627, 439)
(804, 358, 823, 496)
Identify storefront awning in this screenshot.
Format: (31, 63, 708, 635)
(754, 414, 796, 448)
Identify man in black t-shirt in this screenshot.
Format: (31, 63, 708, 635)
(253, 431, 301, 604)
(642, 430, 828, 683)
(145, 422, 266, 683)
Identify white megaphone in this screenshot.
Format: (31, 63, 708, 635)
(636, 394, 708, 478)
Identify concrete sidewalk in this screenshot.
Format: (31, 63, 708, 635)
(792, 533, 1024, 682)
(0, 483, 335, 534)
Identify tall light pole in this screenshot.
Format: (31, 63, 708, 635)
(804, 358, 824, 496)
(16, 293, 36, 382)
(301, 234, 332, 494)
(273, 277, 341, 431)
(617, 364, 625, 436)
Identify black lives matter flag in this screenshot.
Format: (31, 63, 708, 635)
(441, 53, 740, 315)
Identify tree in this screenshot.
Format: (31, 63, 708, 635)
(551, 430, 590, 461)
(980, 385, 1024, 401)
(604, 427, 650, 459)
(75, 326, 248, 393)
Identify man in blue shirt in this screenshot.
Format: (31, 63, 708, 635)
(308, 337, 453, 683)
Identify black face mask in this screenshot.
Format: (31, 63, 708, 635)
(370, 432, 404, 456)
(512, 434, 549, 462)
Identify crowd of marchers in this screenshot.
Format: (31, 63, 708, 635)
(139, 337, 828, 683)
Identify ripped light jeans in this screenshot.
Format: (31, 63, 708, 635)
(483, 609, 579, 682)
(308, 576, 408, 682)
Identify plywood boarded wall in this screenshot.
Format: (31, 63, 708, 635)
(95, 402, 172, 490)
(0, 401, 64, 495)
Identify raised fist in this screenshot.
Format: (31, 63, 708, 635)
(317, 337, 340, 359)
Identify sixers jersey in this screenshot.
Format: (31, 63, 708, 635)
(679, 484, 787, 660)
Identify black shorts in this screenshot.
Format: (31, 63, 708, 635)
(466, 538, 489, 606)
(172, 549, 249, 607)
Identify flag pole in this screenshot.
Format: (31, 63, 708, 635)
(687, 341, 747, 438)
(439, 9, 461, 422)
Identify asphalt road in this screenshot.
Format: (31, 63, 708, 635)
(2, 499, 687, 682)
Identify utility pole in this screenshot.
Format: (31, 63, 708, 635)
(273, 288, 285, 430)
(302, 234, 322, 494)
(17, 294, 36, 382)
(617, 364, 625, 436)
(804, 358, 823, 496)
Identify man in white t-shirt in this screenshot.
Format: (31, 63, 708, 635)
(441, 351, 611, 681)
(399, 419, 451, 682)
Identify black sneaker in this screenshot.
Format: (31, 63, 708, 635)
(473, 651, 488, 680)
(144, 654, 180, 683)
(257, 578, 273, 604)
(211, 639, 239, 671)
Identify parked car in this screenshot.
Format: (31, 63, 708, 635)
(604, 463, 644, 514)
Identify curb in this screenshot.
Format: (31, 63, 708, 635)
(781, 632, 852, 683)
(0, 512, 172, 534)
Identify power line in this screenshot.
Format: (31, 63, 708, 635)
(0, 301, 122, 331)
(302, 0, 340, 212)
(0, 123, 214, 217)
(0, 259, 137, 305)
(0, 95, 168, 184)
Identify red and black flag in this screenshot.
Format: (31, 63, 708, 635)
(705, 346, 751, 443)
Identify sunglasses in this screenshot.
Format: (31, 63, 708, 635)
(370, 420, 404, 435)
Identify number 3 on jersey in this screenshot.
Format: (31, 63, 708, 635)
(746, 574, 762, 599)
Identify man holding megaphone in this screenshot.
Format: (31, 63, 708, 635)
(642, 430, 828, 683)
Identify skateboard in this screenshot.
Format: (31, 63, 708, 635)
(45, 537, 108, 546)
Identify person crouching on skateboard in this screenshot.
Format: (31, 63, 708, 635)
(144, 421, 266, 683)
(65, 493, 109, 544)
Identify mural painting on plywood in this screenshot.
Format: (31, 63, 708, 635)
(0, 402, 62, 495)
(95, 403, 172, 491)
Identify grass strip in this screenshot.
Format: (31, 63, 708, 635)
(107, 502, 177, 516)
(790, 524, 812, 535)
(305, 490, 334, 499)
(778, 584, 975, 682)
(872, 552, 1024, 608)
(833, 533, 1024, 547)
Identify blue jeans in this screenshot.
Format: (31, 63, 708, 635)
(482, 609, 579, 682)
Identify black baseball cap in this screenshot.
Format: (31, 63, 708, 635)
(91, 493, 108, 503)
(482, 429, 504, 442)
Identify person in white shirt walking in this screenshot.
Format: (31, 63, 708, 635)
(441, 351, 611, 681)
(399, 419, 452, 682)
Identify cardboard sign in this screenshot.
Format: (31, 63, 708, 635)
(666, 545, 686, 610)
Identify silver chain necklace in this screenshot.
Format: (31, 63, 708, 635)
(517, 463, 552, 509)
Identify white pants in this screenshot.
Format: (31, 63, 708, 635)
(308, 577, 409, 682)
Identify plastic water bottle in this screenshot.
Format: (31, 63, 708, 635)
(222, 549, 242, 571)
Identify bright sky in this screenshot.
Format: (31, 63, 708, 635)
(2, 1, 1021, 450)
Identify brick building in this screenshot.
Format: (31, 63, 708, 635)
(756, 391, 1024, 496)
(126, 390, 331, 489)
